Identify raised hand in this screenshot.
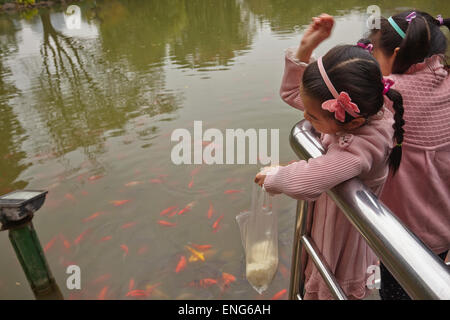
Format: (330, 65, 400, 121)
(297, 14, 334, 62)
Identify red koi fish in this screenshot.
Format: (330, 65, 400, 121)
(158, 220, 176, 227)
(188, 178, 194, 188)
(92, 274, 112, 284)
(83, 211, 106, 223)
(100, 235, 112, 242)
(188, 278, 218, 288)
(178, 201, 195, 215)
(126, 290, 148, 297)
(145, 283, 161, 295)
(150, 179, 163, 184)
(159, 206, 178, 216)
(88, 175, 103, 182)
(128, 278, 135, 291)
(137, 245, 148, 255)
(191, 244, 212, 251)
(207, 203, 214, 219)
(112, 200, 130, 207)
(121, 222, 136, 229)
(220, 272, 236, 291)
(81, 190, 89, 196)
(74, 229, 91, 245)
(64, 193, 76, 201)
(59, 234, 71, 249)
(97, 286, 109, 300)
(124, 181, 142, 187)
(44, 236, 58, 253)
(271, 289, 287, 300)
(120, 244, 129, 257)
(190, 167, 200, 177)
(175, 256, 187, 273)
(224, 190, 243, 194)
(212, 215, 224, 232)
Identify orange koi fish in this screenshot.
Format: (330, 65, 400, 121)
(150, 179, 163, 184)
(97, 286, 109, 300)
(145, 283, 161, 295)
(224, 190, 243, 194)
(100, 235, 112, 242)
(120, 244, 129, 257)
(207, 203, 214, 219)
(178, 201, 195, 215)
(126, 290, 148, 297)
(43, 236, 58, 253)
(124, 181, 143, 187)
(64, 193, 76, 201)
(220, 272, 236, 291)
(188, 278, 217, 288)
(212, 215, 224, 232)
(271, 289, 287, 300)
(59, 234, 71, 249)
(137, 245, 148, 255)
(158, 220, 176, 227)
(175, 256, 187, 273)
(74, 229, 91, 245)
(190, 167, 200, 177)
(159, 206, 178, 216)
(185, 246, 205, 262)
(128, 278, 135, 291)
(191, 244, 212, 251)
(83, 211, 106, 223)
(188, 178, 194, 188)
(168, 209, 178, 217)
(121, 222, 136, 229)
(112, 200, 131, 207)
(88, 175, 103, 182)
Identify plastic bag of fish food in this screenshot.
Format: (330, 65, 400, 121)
(236, 179, 279, 294)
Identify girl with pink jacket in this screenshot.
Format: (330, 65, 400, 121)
(359, 10, 450, 300)
(254, 14, 405, 299)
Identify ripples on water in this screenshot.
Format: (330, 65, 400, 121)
(0, 0, 448, 300)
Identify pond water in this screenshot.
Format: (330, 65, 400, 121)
(0, 0, 448, 299)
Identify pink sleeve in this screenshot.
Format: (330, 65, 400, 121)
(280, 47, 311, 111)
(263, 144, 362, 201)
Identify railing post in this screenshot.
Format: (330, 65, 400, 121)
(288, 200, 310, 300)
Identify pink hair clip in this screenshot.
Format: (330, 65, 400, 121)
(357, 42, 373, 53)
(406, 11, 417, 23)
(382, 78, 395, 95)
(317, 56, 361, 122)
(437, 15, 444, 26)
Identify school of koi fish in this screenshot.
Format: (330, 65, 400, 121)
(38, 165, 290, 300)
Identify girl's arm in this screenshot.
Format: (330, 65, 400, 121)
(280, 14, 334, 111)
(262, 144, 362, 201)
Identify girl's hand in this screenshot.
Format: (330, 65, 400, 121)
(297, 14, 334, 62)
(254, 173, 266, 187)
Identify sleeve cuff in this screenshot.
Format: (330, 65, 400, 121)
(285, 47, 316, 66)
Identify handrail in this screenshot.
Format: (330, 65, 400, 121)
(288, 119, 450, 300)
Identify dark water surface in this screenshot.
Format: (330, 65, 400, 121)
(0, 0, 448, 299)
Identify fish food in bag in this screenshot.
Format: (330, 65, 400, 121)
(237, 182, 279, 294)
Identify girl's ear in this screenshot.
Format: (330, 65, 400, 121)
(343, 117, 366, 131)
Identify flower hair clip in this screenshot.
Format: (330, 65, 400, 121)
(382, 78, 395, 95)
(437, 15, 444, 26)
(357, 42, 373, 53)
(317, 56, 361, 122)
(406, 11, 417, 23)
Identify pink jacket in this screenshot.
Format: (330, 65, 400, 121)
(381, 55, 450, 254)
(263, 48, 395, 299)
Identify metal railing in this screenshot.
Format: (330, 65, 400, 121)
(288, 120, 450, 300)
